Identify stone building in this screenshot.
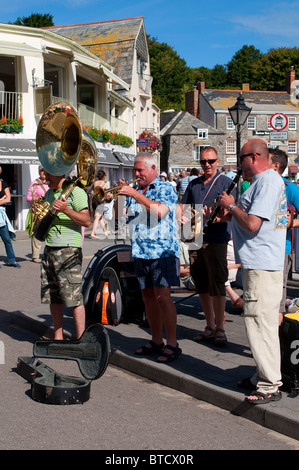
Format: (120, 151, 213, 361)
(185, 67, 299, 178)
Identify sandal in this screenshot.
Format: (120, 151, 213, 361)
(193, 326, 215, 342)
(245, 390, 282, 405)
(135, 340, 164, 356)
(237, 377, 256, 391)
(156, 343, 182, 363)
(214, 328, 227, 346)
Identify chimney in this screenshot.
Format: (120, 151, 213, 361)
(286, 66, 295, 94)
(242, 83, 250, 91)
(196, 82, 205, 93)
(185, 86, 199, 118)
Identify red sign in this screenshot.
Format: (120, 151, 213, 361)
(270, 113, 288, 131)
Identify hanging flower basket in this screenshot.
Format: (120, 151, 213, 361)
(138, 130, 161, 153)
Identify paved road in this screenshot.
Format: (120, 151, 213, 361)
(1, 312, 299, 450)
(2, 231, 299, 447)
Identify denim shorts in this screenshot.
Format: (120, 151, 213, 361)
(134, 256, 180, 290)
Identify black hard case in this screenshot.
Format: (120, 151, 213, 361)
(17, 323, 110, 405)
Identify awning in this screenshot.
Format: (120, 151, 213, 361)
(96, 146, 120, 167)
(113, 151, 135, 167)
(0, 138, 39, 164)
(0, 41, 42, 58)
(72, 52, 130, 90)
(289, 165, 299, 173)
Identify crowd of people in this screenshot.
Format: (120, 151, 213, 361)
(2, 136, 297, 406)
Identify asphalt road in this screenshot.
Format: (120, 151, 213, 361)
(1, 311, 299, 451)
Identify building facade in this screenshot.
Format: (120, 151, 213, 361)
(45, 17, 160, 152)
(185, 68, 299, 178)
(160, 110, 224, 174)
(0, 22, 138, 230)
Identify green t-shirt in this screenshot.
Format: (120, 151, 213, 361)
(44, 184, 88, 248)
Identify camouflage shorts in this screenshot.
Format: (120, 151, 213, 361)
(41, 246, 83, 307)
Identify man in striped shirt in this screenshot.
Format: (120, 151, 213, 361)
(40, 172, 90, 340)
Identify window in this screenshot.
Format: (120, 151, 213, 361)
(226, 140, 236, 154)
(289, 117, 297, 130)
(193, 144, 208, 161)
(226, 116, 235, 130)
(197, 129, 208, 140)
(288, 141, 297, 153)
(247, 116, 256, 130)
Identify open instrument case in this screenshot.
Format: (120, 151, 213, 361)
(16, 323, 110, 405)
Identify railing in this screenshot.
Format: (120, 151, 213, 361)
(0, 91, 23, 120)
(77, 102, 107, 129)
(52, 99, 129, 138)
(110, 115, 128, 135)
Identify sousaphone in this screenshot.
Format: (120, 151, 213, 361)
(34, 101, 97, 241)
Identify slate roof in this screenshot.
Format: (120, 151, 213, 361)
(202, 89, 299, 113)
(46, 17, 145, 89)
(160, 111, 224, 136)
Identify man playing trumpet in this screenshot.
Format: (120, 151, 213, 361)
(117, 152, 182, 363)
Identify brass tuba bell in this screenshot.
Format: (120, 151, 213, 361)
(36, 101, 83, 176)
(33, 102, 97, 241)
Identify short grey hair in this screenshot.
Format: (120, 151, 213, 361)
(135, 152, 157, 169)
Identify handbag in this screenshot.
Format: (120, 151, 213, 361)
(25, 209, 34, 237)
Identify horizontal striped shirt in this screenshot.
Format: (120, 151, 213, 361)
(44, 184, 88, 248)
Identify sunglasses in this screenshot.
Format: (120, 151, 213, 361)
(239, 152, 261, 160)
(200, 159, 218, 165)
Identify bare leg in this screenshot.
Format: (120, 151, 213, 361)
(71, 304, 86, 339)
(50, 303, 64, 340)
(91, 215, 100, 237)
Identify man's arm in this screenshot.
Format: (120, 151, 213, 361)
(217, 192, 263, 233)
(52, 197, 91, 227)
(118, 185, 169, 218)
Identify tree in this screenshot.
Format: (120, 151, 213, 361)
(226, 45, 262, 88)
(10, 13, 54, 27)
(147, 36, 193, 111)
(251, 47, 299, 90)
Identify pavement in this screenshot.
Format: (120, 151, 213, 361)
(2, 228, 299, 441)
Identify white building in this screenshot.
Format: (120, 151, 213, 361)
(0, 22, 138, 230)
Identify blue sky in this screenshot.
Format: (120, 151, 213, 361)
(1, 0, 299, 69)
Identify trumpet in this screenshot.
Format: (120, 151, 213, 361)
(93, 178, 140, 203)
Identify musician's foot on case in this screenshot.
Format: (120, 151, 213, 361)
(90, 235, 98, 239)
(193, 326, 215, 342)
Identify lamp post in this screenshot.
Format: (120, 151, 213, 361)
(228, 93, 252, 200)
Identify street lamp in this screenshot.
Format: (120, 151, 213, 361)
(228, 93, 251, 199)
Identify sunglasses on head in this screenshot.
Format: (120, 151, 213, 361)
(200, 159, 218, 165)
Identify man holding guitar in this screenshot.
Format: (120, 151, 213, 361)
(179, 146, 236, 345)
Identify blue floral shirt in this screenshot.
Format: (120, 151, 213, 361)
(126, 177, 180, 259)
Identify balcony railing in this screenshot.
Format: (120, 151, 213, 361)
(0, 91, 23, 120)
(110, 115, 128, 135)
(77, 102, 108, 129)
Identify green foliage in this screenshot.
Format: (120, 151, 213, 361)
(148, 36, 193, 111)
(226, 45, 262, 88)
(11, 13, 54, 27)
(251, 47, 299, 90)
(84, 126, 133, 147)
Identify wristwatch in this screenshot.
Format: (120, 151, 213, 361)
(228, 203, 236, 212)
